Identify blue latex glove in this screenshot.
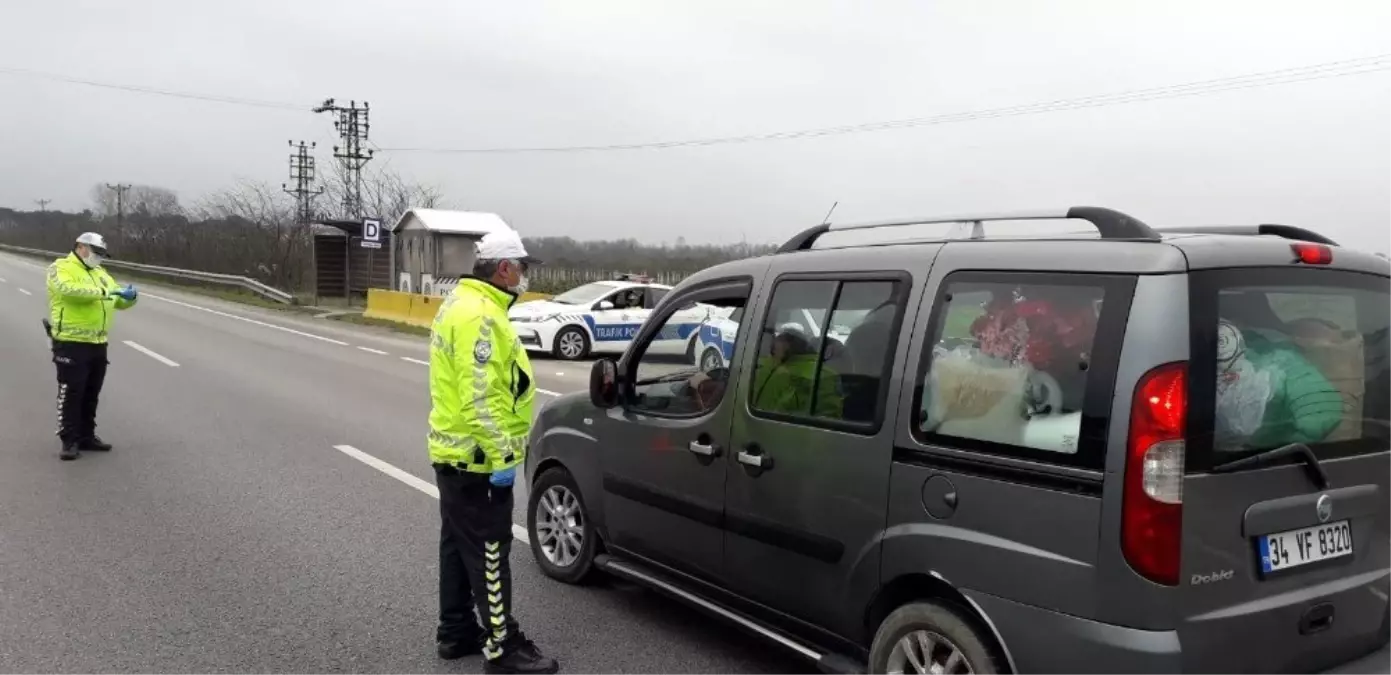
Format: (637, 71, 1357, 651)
(117, 284, 137, 301)
(490, 466, 517, 487)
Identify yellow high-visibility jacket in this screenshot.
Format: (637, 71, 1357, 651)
(46, 252, 136, 344)
(427, 278, 535, 472)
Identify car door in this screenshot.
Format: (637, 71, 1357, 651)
(586, 287, 647, 353)
(598, 277, 758, 580)
(720, 250, 924, 637)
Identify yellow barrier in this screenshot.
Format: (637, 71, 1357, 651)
(364, 288, 554, 330)
(364, 289, 417, 324)
(408, 294, 444, 327)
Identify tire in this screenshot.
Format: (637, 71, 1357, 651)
(868, 600, 1002, 674)
(526, 467, 598, 584)
(551, 325, 591, 361)
(699, 347, 724, 371)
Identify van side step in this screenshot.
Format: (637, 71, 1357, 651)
(594, 554, 865, 674)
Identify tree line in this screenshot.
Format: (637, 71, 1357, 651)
(0, 168, 775, 296)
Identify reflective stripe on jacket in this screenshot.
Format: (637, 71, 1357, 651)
(427, 277, 535, 472)
(46, 252, 135, 344)
(751, 353, 843, 418)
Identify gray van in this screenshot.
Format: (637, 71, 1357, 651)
(522, 207, 1390, 673)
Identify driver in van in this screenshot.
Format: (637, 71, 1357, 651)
(751, 323, 843, 418)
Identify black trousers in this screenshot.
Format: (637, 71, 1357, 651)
(435, 465, 524, 659)
(52, 341, 109, 446)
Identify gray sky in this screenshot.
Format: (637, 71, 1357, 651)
(2, 0, 1388, 251)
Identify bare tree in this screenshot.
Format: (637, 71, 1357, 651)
(89, 183, 182, 218)
(320, 163, 446, 226)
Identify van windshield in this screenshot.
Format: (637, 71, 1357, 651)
(1189, 268, 1390, 469)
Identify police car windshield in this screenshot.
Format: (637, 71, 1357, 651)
(552, 282, 621, 305)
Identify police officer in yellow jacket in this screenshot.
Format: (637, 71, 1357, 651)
(46, 232, 138, 461)
(428, 228, 558, 674)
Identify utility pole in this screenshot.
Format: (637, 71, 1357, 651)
(34, 199, 51, 212)
(282, 141, 324, 226)
(104, 183, 132, 228)
(312, 98, 373, 220)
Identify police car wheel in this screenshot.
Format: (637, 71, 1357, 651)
(527, 467, 597, 584)
(699, 347, 724, 371)
(868, 601, 1002, 674)
(552, 326, 591, 361)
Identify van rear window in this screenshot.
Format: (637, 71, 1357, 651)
(1188, 268, 1390, 469)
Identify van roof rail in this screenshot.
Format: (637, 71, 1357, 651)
(1155, 224, 1339, 246)
(776, 206, 1160, 253)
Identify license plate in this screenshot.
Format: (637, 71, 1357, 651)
(1258, 520, 1353, 574)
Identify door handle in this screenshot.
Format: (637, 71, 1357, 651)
(687, 440, 721, 457)
(737, 450, 773, 470)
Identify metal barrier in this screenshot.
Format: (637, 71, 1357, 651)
(0, 243, 296, 305)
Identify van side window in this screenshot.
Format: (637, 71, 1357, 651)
(628, 291, 748, 418)
(915, 275, 1109, 463)
(749, 278, 905, 429)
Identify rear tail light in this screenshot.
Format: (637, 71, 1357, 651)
(1122, 361, 1187, 586)
(1290, 243, 1333, 265)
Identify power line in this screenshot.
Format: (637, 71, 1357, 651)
(105, 183, 132, 228)
(378, 54, 1391, 155)
(314, 99, 374, 220)
(0, 66, 308, 111)
(35, 199, 51, 212)
(283, 141, 325, 226)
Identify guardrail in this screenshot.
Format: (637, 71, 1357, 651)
(0, 243, 296, 305)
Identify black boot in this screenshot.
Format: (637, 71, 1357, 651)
(81, 436, 112, 452)
(437, 634, 484, 660)
(485, 640, 559, 674)
(59, 443, 80, 461)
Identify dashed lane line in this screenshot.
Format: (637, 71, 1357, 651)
(17, 288, 32, 296)
(124, 340, 181, 367)
(401, 356, 430, 366)
(333, 444, 530, 544)
(357, 346, 389, 355)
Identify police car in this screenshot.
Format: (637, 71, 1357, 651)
(509, 276, 718, 361)
(690, 307, 865, 370)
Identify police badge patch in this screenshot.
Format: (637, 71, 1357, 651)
(474, 339, 493, 364)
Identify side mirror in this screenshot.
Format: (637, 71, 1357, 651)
(589, 358, 620, 408)
(596, 300, 615, 311)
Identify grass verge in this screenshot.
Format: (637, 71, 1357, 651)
(330, 312, 432, 337)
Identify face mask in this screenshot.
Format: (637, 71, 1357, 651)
(509, 274, 529, 295)
(82, 252, 105, 268)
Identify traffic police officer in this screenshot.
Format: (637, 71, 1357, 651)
(46, 232, 138, 461)
(428, 228, 558, 674)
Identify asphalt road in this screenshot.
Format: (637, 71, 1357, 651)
(0, 252, 803, 674)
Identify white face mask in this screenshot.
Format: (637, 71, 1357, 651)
(82, 251, 105, 268)
(509, 274, 529, 295)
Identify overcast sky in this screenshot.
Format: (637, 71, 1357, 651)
(1, 0, 1388, 250)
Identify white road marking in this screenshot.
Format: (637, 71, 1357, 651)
(401, 356, 429, 366)
(538, 388, 562, 397)
(555, 372, 565, 376)
(333, 444, 530, 544)
(17, 288, 32, 296)
(123, 340, 180, 367)
(143, 293, 350, 346)
(357, 346, 389, 355)
(0, 276, 7, 282)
